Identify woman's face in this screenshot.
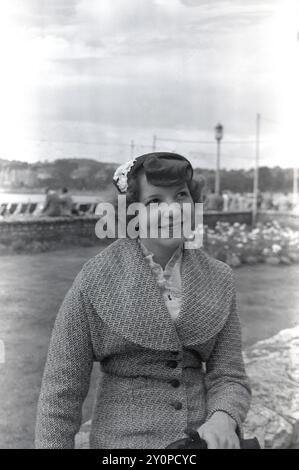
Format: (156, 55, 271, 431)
(136, 172, 195, 249)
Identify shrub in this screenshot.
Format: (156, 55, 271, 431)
(205, 221, 299, 266)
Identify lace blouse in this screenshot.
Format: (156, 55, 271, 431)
(137, 237, 183, 322)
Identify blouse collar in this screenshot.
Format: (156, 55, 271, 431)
(137, 237, 184, 272)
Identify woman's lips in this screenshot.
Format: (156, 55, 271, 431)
(158, 221, 184, 229)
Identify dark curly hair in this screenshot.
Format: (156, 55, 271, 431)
(110, 152, 205, 236)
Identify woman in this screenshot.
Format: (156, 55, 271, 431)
(35, 152, 251, 449)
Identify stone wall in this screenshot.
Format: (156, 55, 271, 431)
(75, 325, 299, 449)
(257, 211, 299, 230)
(2, 210, 298, 252)
(0, 216, 101, 246)
(0, 212, 253, 248)
(204, 210, 253, 227)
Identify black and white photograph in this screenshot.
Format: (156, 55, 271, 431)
(0, 0, 298, 451)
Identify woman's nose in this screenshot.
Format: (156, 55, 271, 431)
(159, 203, 182, 225)
(162, 197, 181, 207)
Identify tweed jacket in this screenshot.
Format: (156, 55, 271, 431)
(35, 237, 251, 449)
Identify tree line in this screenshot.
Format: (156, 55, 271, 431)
(0, 158, 295, 193)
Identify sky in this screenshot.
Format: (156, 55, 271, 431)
(0, 0, 299, 169)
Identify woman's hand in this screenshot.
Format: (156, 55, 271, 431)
(196, 411, 240, 449)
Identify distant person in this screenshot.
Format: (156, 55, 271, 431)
(238, 193, 246, 211)
(222, 190, 229, 212)
(60, 187, 74, 216)
(217, 192, 224, 211)
(230, 193, 240, 211)
(257, 191, 263, 210)
(245, 193, 253, 210)
(263, 193, 274, 211)
(278, 192, 291, 212)
(41, 188, 62, 217)
(206, 190, 224, 211)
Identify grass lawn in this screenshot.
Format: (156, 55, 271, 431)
(0, 245, 298, 448)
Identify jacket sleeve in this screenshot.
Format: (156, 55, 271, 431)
(35, 275, 95, 449)
(204, 278, 252, 439)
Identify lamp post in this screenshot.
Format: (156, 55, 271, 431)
(294, 32, 299, 209)
(130, 140, 135, 159)
(214, 123, 223, 195)
(293, 166, 298, 208)
(252, 113, 260, 225)
(152, 135, 157, 152)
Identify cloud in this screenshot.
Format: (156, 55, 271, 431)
(180, 0, 208, 5)
(76, 0, 159, 36)
(20, 0, 279, 67)
(5, 0, 285, 167)
(13, 0, 79, 27)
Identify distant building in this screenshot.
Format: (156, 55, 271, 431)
(0, 167, 38, 188)
(36, 171, 54, 181)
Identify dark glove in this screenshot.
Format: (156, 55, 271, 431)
(165, 429, 261, 449)
(166, 430, 207, 449)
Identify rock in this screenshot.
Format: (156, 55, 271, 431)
(265, 256, 280, 265)
(75, 326, 299, 449)
(243, 402, 293, 449)
(243, 325, 299, 448)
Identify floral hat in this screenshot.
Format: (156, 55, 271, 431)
(112, 152, 194, 194)
(112, 158, 137, 194)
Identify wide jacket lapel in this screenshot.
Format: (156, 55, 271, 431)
(82, 238, 233, 351)
(83, 238, 182, 351)
(175, 247, 233, 345)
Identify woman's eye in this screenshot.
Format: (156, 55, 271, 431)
(146, 198, 160, 205)
(177, 191, 188, 198)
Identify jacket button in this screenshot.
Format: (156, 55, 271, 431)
(172, 401, 183, 410)
(167, 360, 178, 369)
(169, 379, 180, 388)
